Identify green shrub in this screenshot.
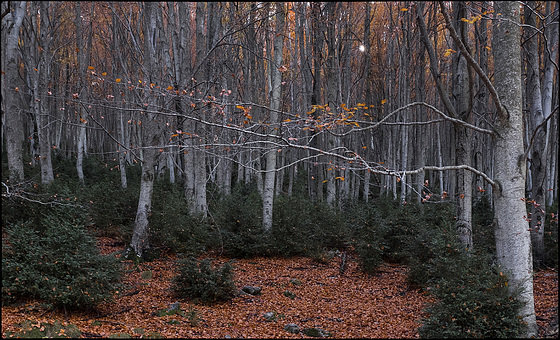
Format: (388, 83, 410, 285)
(210, 182, 266, 257)
(87, 181, 138, 238)
(307, 201, 348, 251)
(2, 213, 122, 309)
(268, 194, 349, 257)
(472, 194, 495, 255)
(149, 180, 214, 255)
(268, 194, 314, 256)
(85, 162, 141, 239)
(173, 256, 237, 303)
(405, 218, 463, 288)
(344, 200, 387, 274)
(419, 254, 526, 338)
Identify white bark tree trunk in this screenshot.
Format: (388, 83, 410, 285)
(3, 1, 27, 182)
(262, 3, 285, 231)
(542, 2, 559, 207)
(130, 2, 159, 258)
(524, 1, 547, 267)
(452, 2, 473, 250)
(492, 2, 537, 336)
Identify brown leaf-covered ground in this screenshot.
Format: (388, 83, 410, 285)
(2, 237, 558, 338)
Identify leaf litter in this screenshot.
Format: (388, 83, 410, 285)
(2, 237, 557, 338)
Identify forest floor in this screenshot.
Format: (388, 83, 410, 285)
(2, 236, 558, 338)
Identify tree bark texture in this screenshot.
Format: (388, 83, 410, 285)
(3, 1, 27, 182)
(262, 3, 285, 231)
(492, 2, 537, 336)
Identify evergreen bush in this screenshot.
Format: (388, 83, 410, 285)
(173, 256, 237, 303)
(405, 218, 463, 288)
(472, 194, 495, 255)
(308, 201, 348, 251)
(344, 200, 388, 274)
(149, 180, 214, 255)
(2, 212, 122, 309)
(419, 254, 526, 338)
(265, 193, 349, 257)
(210, 182, 266, 257)
(86, 163, 141, 239)
(268, 194, 312, 256)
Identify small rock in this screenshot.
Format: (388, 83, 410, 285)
(167, 302, 180, 313)
(263, 312, 275, 321)
(241, 285, 262, 295)
(284, 323, 301, 334)
(303, 327, 331, 337)
(289, 278, 302, 286)
(283, 290, 296, 299)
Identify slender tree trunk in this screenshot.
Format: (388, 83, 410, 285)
(492, 2, 537, 336)
(26, 1, 55, 184)
(130, 2, 159, 257)
(194, 2, 210, 217)
(542, 2, 559, 207)
(415, 44, 427, 204)
(524, 1, 547, 268)
(309, 2, 324, 203)
(325, 2, 338, 207)
(398, 11, 411, 205)
(452, 2, 473, 250)
(75, 2, 86, 184)
(474, 2, 492, 199)
(263, 3, 285, 231)
(118, 112, 128, 189)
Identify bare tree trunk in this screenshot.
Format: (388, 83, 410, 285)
(309, 2, 324, 203)
(325, 2, 338, 207)
(543, 2, 559, 207)
(3, 1, 27, 182)
(130, 2, 159, 258)
(192, 2, 208, 217)
(524, 1, 547, 268)
(452, 2, 473, 250)
(398, 11, 411, 205)
(473, 2, 492, 200)
(415, 43, 427, 204)
(25, 1, 55, 184)
(492, 2, 537, 335)
(263, 3, 285, 231)
(74, 2, 92, 185)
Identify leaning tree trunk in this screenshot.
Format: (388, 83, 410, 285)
(492, 2, 537, 336)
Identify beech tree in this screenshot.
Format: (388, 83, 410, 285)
(1, 3, 557, 333)
(491, 2, 537, 334)
(438, 1, 538, 334)
(129, 1, 161, 257)
(262, 3, 286, 231)
(2, 1, 27, 182)
(524, 1, 559, 268)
